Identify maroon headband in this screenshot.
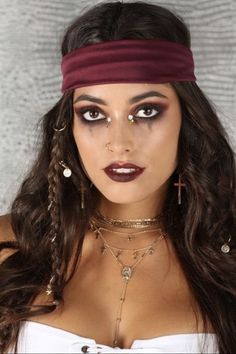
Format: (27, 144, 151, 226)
(61, 39, 196, 92)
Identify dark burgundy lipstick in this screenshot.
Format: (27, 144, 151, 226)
(103, 162, 145, 182)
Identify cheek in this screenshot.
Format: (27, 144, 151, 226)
(147, 114, 181, 173)
(159, 122, 180, 153)
(72, 119, 102, 164)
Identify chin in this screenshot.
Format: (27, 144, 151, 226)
(105, 196, 140, 205)
(97, 185, 154, 205)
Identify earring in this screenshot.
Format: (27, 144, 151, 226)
(106, 117, 112, 128)
(128, 114, 135, 124)
(221, 234, 231, 253)
(174, 174, 186, 205)
(58, 161, 72, 178)
(53, 124, 67, 132)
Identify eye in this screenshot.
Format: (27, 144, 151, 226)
(133, 104, 162, 120)
(76, 107, 106, 122)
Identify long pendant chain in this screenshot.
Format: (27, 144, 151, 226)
(91, 223, 166, 347)
(113, 279, 128, 347)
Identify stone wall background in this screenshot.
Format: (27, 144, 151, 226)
(0, 0, 235, 214)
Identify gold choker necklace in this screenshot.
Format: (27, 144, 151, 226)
(93, 210, 164, 229)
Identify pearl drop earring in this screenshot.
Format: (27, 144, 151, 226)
(221, 234, 231, 253)
(58, 161, 72, 178)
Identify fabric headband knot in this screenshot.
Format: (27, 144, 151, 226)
(61, 39, 196, 92)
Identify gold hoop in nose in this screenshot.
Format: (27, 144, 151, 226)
(105, 142, 114, 152)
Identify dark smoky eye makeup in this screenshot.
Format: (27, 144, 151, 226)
(132, 102, 168, 121)
(73, 102, 168, 124)
(74, 105, 106, 124)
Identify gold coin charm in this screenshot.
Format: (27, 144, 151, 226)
(121, 266, 132, 280)
(221, 243, 230, 253)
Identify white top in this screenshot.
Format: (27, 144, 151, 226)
(14, 321, 219, 353)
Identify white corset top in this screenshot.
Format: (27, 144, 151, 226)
(15, 321, 219, 353)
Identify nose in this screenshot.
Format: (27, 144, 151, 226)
(106, 116, 134, 153)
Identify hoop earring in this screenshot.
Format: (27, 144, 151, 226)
(173, 173, 186, 205)
(58, 161, 72, 178)
(53, 124, 67, 132)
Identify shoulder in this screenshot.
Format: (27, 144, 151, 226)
(0, 214, 17, 263)
(0, 214, 16, 241)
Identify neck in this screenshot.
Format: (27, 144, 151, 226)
(97, 183, 168, 220)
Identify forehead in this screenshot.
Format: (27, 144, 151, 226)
(73, 83, 176, 102)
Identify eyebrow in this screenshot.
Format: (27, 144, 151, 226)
(73, 90, 168, 105)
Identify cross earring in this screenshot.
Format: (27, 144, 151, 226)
(174, 174, 186, 205)
(80, 181, 86, 210)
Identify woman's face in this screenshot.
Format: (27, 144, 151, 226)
(72, 83, 182, 210)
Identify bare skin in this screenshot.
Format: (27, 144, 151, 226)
(0, 83, 214, 349)
(43, 234, 204, 344)
(0, 216, 213, 349)
(72, 83, 182, 219)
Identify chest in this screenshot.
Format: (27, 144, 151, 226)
(31, 240, 203, 348)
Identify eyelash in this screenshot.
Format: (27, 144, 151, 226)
(75, 103, 164, 124)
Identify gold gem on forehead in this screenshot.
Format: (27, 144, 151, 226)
(106, 116, 112, 128)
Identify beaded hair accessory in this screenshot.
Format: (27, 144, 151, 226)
(61, 39, 196, 92)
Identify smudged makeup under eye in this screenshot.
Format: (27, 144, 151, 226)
(73, 102, 168, 124)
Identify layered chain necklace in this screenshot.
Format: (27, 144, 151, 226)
(88, 210, 167, 348)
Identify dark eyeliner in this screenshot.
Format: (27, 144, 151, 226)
(133, 103, 166, 121)
(133, 102, 168, 122)
(74, 106, 105, 124)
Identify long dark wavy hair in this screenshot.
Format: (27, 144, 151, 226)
(0, 1, 235, 353)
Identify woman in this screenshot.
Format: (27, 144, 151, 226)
(0, 1, 235, 353)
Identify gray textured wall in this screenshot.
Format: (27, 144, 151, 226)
(0, 0, 235, 214)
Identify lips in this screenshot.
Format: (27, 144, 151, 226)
(103, 162, 145, 182)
